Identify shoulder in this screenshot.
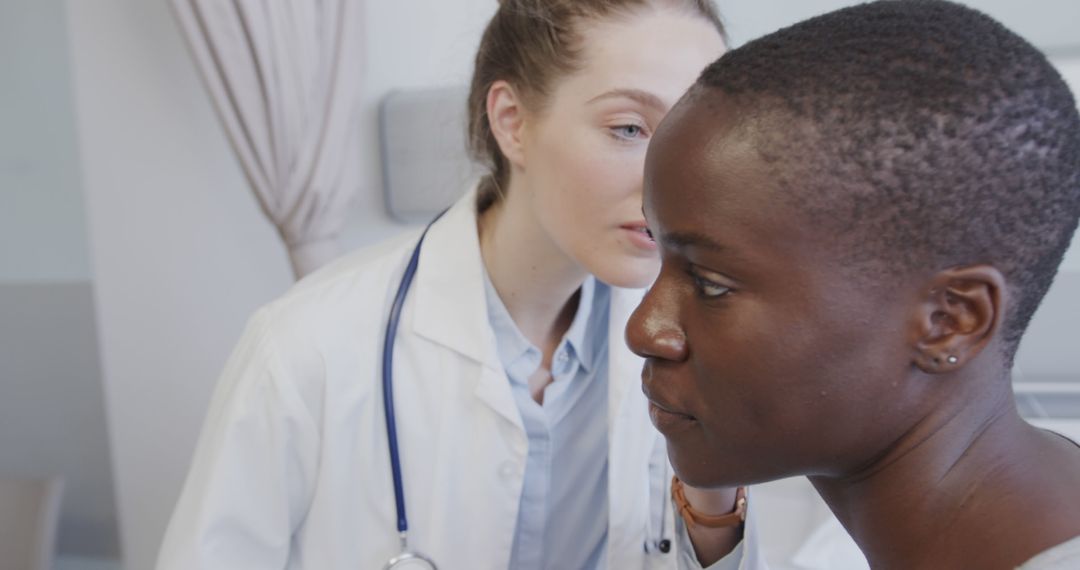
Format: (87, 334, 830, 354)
(217, 231, 425, 410)
(219, 229, 423, 395)
(262, 229, 422, 341)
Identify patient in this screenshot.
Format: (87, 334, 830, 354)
(626, 1, 1080, 569)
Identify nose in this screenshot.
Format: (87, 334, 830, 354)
(625, 278, 688, 362)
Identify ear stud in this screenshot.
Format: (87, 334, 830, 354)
(947, 355, 959, 364)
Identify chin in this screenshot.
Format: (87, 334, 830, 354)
(669, 442, 758, 489)
(671, 463, 734, 490)
(587, 257, 659, 289)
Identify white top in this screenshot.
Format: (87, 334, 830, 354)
(156, 189, 766, 570)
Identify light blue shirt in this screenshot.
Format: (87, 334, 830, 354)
(483, 273, 611, 570)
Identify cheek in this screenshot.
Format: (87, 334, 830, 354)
(686, 316, 788, 418)
(684, 298, 857, 432)
(535, 137, 644, 241)
(698, 296, 915, 469)
(540, 126, 643, 204)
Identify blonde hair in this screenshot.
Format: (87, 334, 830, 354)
(467, 0, 726, 211)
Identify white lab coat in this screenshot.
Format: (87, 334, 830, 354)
(157, 189, 764, 570)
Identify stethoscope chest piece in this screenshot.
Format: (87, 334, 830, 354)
(384, 550, 437, 570)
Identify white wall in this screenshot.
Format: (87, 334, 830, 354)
(342, 0, 496, 246)
(68, 1, 499, 568)
(0, 0, 118, 559)
(0, 283, 119, 558)
(1051, 56, 1080, 277)
(715, 0, 1080, 50)
(67, 2, 291, 567)
(1013, 55, 1080, 382)
(0, 0, 91, 283)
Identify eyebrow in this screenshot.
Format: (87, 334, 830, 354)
(643, 207, 730, 253)
(661, 231, 728, 253)
(586, 88, 668, 112)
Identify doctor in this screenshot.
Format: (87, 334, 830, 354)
(158, 1, 763, 569)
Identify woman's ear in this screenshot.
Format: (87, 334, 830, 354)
(486, 80, 528, 170)
(909, 265, 1007, 374)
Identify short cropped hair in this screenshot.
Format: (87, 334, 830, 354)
(697, 0, 1080, 358)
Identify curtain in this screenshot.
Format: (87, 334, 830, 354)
(171, 0, 363, 278)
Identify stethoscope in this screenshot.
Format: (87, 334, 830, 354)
(381, 215, 441, 569)
(647, 461, 672, 555)
(380, 212, 672, 569)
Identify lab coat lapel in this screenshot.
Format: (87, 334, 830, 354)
(607, 286, 646, 436)
(606, 286, 655, 569)
(408, 190, 522, 430)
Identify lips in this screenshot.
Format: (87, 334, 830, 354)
(620, 221, 657, 252)
(648, 401, 697, 433)
(642, 380, 697, 433)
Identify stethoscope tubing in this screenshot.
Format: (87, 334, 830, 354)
(381, 235, 422, 533)
(382, 211, 445, 534)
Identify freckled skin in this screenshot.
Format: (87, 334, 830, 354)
(626, 89, 1080, 569)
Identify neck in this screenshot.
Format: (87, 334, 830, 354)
(477, 181, 588, 356)
(811, 368, 1080, 569)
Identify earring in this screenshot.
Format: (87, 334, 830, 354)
(946, 355, 959, 364)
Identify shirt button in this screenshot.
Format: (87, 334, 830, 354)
(557, 352, 568, 362)
(498, 461, 518, 479)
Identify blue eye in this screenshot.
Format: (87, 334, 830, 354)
(691, 273, 731, 299)
(610, 124, 646, 140)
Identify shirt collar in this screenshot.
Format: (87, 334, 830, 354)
(564, 277, 601, 373)
(481, 271, 604, 378)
